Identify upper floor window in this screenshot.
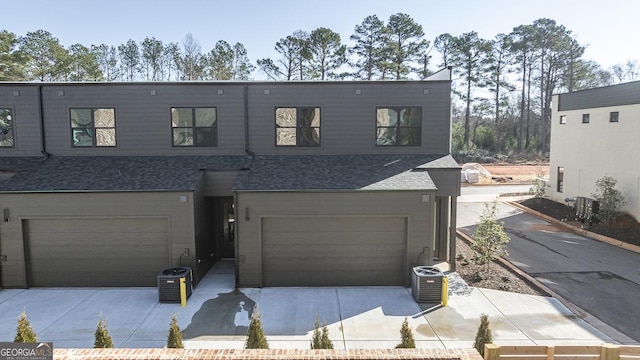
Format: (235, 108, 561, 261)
(275, 107, 320, 147)
(376, 107, 421, 146)
(559, 115, 566, 124)
(0, 108, 14, 148)
(582, 114, 590, 124)
(70, 108, 116, 147)
(610, 111, 619, 123)
(171, 107, 218, 147)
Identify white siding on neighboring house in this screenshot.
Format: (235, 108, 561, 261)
(550, 93, 640, 221)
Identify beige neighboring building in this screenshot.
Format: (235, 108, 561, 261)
(549, 81, 640, 221)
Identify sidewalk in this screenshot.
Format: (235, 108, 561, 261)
(0, 260, 612, 349)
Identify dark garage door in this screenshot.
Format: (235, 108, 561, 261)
(24, 218, 169, 287)
(262, 217, 406, 286)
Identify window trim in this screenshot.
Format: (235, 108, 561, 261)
(274, 106, 321, 147)
(559, 115, 566, 124)
(0, 106, 15, 149)
(70, 107, 117, 148)
(375, 106, 422, 147)
(170, 106, 219, 147)
(582, 113, 590, 124)
(610, 111, 619, 123)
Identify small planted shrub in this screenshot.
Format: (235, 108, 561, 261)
(94, 314, 114, 348)
(592, 175, 627, 225)
(530, 170, 549, 202)
(310, 315, 333, 349)
(395, 317, 415, 348)
(14, 311, 37, 343)
(474, 314, 493, 356)
(472, 200, 510, 266)
(245, 307, 268, 349)
(167, 314, 184, 349)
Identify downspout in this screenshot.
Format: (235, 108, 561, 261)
(243, 84, 254, 157)
(37, 85, 50, 158)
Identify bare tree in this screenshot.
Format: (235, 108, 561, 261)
(180, 33, 203, 80)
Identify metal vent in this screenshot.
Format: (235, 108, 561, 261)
(157, 267, 193, 303)
(411, 266, 443, 303)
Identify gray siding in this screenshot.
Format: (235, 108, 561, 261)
(0, 191, 196, 288)
(557, 81, 640, 111)
(200, 170, 240, 197)
(236, 190, 436, 287)
(40, 83, 246, 156)
(1, 81, 452, 157)
(246, 82, 451, 155)
(0, 85, 43, 156)
(428, 168, 462, 196)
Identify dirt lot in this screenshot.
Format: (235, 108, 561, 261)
(462, 163, 548, 185)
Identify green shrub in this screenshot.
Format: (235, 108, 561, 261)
(592, 176, 627, 225)
(395, 317, 415, 348)
(310, 315, 333, 349)
(472, 200, 510, 266)
(245, 307, 268, 349)
(14, 311, 37, 343)
(474, 314, 492, 356)
(94, 315, 114, 348)
(167, 314, 183, 349)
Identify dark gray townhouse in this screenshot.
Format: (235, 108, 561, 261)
(0, 68, 460, 288)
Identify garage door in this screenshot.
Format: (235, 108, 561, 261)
(262, 217, 406, 286)
(24, 218, 169, 287)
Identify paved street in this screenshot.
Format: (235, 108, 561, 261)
(458, 186, 640, 344)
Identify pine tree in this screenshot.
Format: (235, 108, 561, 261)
(310, 315, 334, 349)
(166, 314, 184, 349)
(474, 314, 493, 356)
(395, 317, 416, 348)
(245, 307, 269, 349)
(94, 315, 114, 348)
(14, 311, 37, 343)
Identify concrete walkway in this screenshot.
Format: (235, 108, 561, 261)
(0, 260, 612, 349)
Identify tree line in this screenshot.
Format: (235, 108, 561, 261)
(1, 13, 638, 155)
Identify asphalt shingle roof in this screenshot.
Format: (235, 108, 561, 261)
(235, 154, 458, 191)
(0, 154, 458, 192)
(0, 156, 249, 192)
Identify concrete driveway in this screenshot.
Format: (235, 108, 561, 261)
(0, 261, 611, 349)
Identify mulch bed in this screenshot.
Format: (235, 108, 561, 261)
(520, 197, 640, 247)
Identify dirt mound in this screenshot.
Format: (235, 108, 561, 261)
(461, 163, 549, 185)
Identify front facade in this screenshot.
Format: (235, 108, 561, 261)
(549, 81, 640, 221)
(0, 69, 460, 288)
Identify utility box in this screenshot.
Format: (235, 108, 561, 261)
(575, 196, 599, 224)
(158, 267, 192, 303)
(411, 266, 444, 303)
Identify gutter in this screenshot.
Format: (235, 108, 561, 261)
(37, 85, 50, 158)
(243, 84, 254, 157)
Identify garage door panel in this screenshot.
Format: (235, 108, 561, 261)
(262, 217, 406, 286)
(263, 217, 406, 232)
(26, 218, 169, 287)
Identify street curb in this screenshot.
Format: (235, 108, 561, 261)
(455, 230, 578, 310)
(507, 201, 640, 255)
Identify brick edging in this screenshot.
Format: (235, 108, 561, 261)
(507, 201, 640, 254)
(53, 348, 483, 360)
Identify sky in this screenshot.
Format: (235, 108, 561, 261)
(3, 0, 639, 79)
